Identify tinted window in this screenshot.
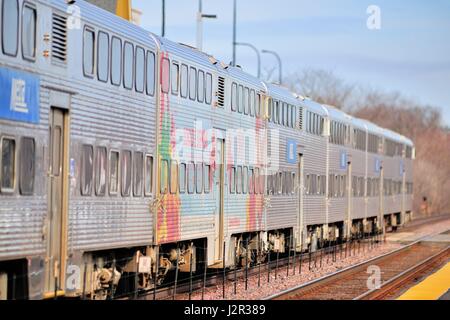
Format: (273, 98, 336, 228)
(230, 167, 236, 193)
(123, 42, 134, 89)
(1, 138, 15, 191)
(19, 137, 35, 195)
(135, 47, 145, 93)
(180, 64, 188, 98)
(170, 160, 178, 194)
(243, 87, 249, 115)
(146, 51, 155, 95)
(231, 83, 237, 112)
(204, 164, 210, 193)
(121, 150, 132, 196)
(133, 152, 143, 196)
(97, 32, 109, 82)
(95, 147, 107, 196)
(196, 163, 203, 193)
(256, 94, 261, 118)
(111, 37, 122, 86)
(205, 73, 212, 105)
(189, 67, 197, 100)
(22, 4, 36, 60)
(187, 162, 195, 194)
(160, 159, 168, 194)
(2, 0, 19, 56)
(81, 145, 93, 196)
(83, 28, 95, 76)
(109, 151, 119, 195)
(144, 155, 153, 196)
(250, 90, 255, 117)
(238, 85, 243, 113)
(171, 62, 179, 95)
(197, 70, 205, 103)
(179, 163, 186, 193)
(161, 58, 170, 93)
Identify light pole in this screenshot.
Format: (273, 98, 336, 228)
(235, 42, 260, 78)
(262, 49, 282, 85)
(232, 0, 237, 66)
(196, 0, 217, 51)
(161, 0, 166, 37)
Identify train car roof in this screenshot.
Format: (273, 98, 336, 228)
(299, 97, 329, 116)
(322, 104, 353, 125)
(264, 83, 298, 105)
(53, 0, 158, 50)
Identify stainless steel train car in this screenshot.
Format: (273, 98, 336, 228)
(0, 0, 414, 299)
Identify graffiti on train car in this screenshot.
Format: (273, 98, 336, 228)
(0, 67, 40, 124)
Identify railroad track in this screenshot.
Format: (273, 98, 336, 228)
(267, 232, 449, 300)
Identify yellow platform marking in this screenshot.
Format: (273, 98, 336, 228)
(397, 262, 450, 300)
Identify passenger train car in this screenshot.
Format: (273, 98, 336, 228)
(0, 0, 414, 299)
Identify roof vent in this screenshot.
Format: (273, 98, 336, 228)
(52, 13, 67, 64)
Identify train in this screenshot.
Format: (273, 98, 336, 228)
(0, 0, 414, 299)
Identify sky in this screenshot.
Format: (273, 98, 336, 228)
(133, 0, 450, 125)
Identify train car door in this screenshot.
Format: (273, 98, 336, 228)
(296, 152, 304, 249)
(214, 136, 225, 262)
(45, 107, 68, 297)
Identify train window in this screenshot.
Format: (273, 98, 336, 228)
(133, 152, 143, 196)
(171, 62, 179, 95)
(97, 32, 109, 82)
(282, 103, 286, 126)
(277, 172, 283, 194)
(179, 162, 186, 193)
(242, 166, 248, 194)
(170, 160, 178, 194)
(189, 66, 197, 100)
(180, 64, 188, 98)
(267, 99, 272, 121)
(274, 101, 280, 124)
(231, 83, 237, 112)
(146, 51, 156, 96)
(197, 70, 205, 103)
(254, 168, 260, 194)
(256, 94, 261, 118)
(238, 85, 244, 113)
(248, 168, 254, 194)
(22, 3, 36, 61)
(121, 150, 132, 197)
(144, 155, 153, 196)
(195, 163, 203, 193)
(204, 164, 210, 193)
(205, 73, 212, 105)
(109, 151, 119, 195)
(305, 174, 310, 195)
(236, 166, 242, 194)
(123, 42, 134, 90)
(291, 172, 296, 194)
(135, 46, 145, 93)
(250, 90, 255, 117)
(160, 159, 168, 194)
(111, 37, 122, 86)
(243, 87, 249, 115)
(19, 137, 35, 195)
(81, 145, 93, 196)
(95, 147, 107, 196)
(2, 0, 19, 56)
(187, 162, 195, 194)
(83, 28, 95, 77)
(229, 167, 236, 194)
(161, 58, 170, 93)
(340, 175, 345, 197)
(1, 138, 15, 192)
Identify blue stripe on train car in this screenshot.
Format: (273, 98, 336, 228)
(0, 67, 40, 124)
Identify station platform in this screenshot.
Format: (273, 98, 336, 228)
(397, 262, 450, 300)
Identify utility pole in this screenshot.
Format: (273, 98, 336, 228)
(162, 0, 166, 37)
(232, 0, 237, 66)
(235, 42, 261, 78)
(196, 0, 217, 51)
(262, 49, 283, 85)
